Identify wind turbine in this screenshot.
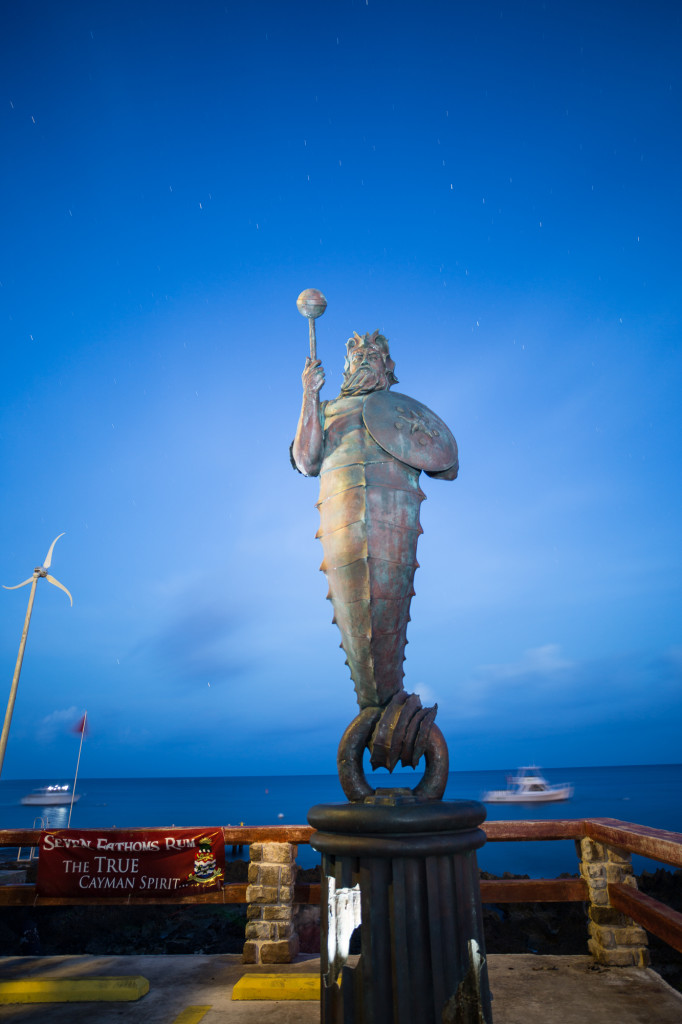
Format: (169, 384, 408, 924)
(0, 534, 73, 777)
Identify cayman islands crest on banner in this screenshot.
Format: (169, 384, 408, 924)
(186, 836, 223, 885)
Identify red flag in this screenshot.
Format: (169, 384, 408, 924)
(72, 714, 88, 736)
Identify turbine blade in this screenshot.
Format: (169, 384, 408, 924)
(43, 533, 65, 569)
(2, 577, 34, 591)
(45, 575, 73, 607)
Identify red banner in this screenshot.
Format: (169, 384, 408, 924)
(37, 828, 225, 898)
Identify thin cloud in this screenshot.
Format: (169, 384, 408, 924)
(36, 706, 80, 744)
(449, 645, 682, 739)
(477, 644, 573, 681)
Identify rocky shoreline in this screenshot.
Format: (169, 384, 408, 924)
(1, 861, 679, 993)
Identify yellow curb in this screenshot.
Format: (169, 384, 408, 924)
(171, 1007, 211, 1024)
(232, 973, 320, 1001)
(0, 976, 149, 1003)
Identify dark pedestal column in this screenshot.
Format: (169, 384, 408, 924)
(308, 793, 493, 1024)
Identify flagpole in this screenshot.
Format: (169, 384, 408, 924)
(67, 711, 86, 828)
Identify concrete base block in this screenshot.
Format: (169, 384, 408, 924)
(0, 976, 149, 1003)
(232, 974, 319, 1001)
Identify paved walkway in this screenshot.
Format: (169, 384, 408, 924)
(0, 953, 680, 1022)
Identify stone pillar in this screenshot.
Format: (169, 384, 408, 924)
(243, 841, 300, 964)
(577, 837, 649, 967)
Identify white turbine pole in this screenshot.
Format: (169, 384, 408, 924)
(0, 573, 40, 775)
(1, 535, 73, 778)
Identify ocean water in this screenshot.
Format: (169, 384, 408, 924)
(0, 764, 680, 877)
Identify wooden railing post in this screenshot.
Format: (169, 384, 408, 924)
(576, 837, 649, 966)
(243, 841, 300, 964)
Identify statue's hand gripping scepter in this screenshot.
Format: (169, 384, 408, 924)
(297, 287, 327, 399)
(296, 288, 327, 360)
(293, 290, 327, 478)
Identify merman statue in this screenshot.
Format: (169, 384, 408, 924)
(293, 293, 458, 801)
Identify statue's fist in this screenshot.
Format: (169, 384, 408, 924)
(302, 357, 325, 394)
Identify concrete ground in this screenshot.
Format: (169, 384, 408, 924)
(0, 953, 680, 1023)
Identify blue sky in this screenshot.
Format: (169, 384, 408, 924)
(1, 0, 680, 779)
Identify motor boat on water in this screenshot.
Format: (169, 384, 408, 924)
(21, 784, 80, 807)
(482, 766, 574, 803)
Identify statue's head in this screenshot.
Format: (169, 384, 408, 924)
(340, 330, 398, 396)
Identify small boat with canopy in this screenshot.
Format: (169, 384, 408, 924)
(483, 766, 574, 803)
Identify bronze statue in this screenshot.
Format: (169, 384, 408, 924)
(293, 296, 458, 801)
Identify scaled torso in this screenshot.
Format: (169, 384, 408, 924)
(316, 395, 425, 710)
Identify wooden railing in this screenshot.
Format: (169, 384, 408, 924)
(486, 817, 682, 957)
(0, 818, 680, 955)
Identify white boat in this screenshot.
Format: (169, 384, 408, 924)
(482, 766, 574, 803)
(21, 784, 81, 807)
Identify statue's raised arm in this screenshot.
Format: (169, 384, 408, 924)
(292, 357, 325, 477)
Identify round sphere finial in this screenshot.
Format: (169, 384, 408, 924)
(296, 288, 327, 320)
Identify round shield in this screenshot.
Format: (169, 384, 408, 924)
(363, 391, 458, 473)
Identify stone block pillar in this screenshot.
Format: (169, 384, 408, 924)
(577, 837, 649, 967)
(243, 841, 300, 964)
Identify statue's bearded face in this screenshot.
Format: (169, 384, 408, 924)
(340, 331, 397, 396)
